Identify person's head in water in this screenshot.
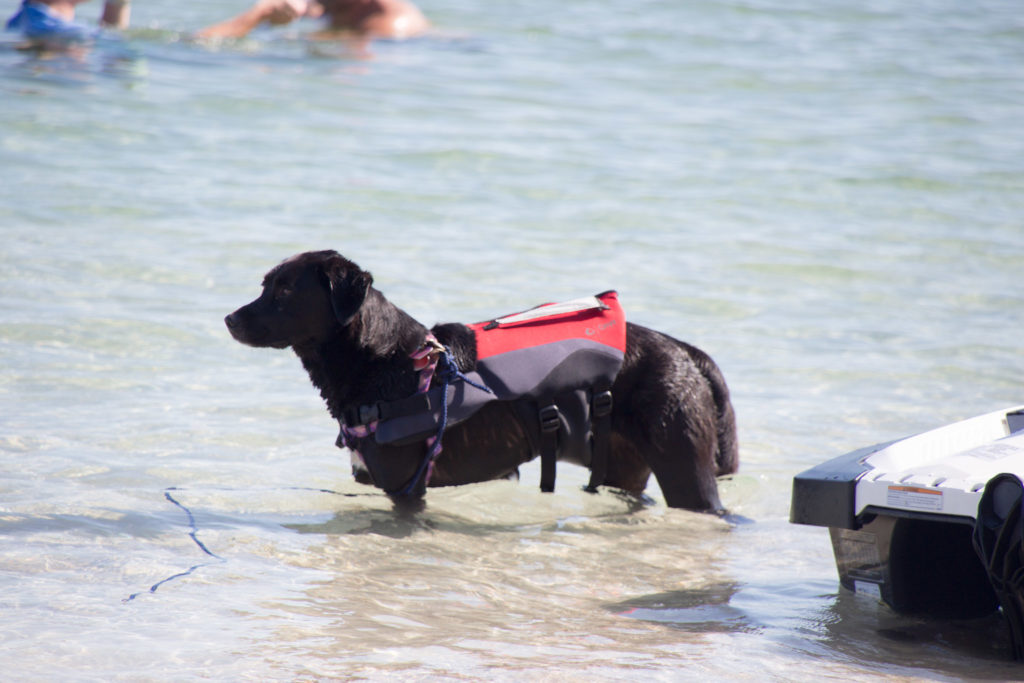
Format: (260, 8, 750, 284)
(196, 0, 428, 41)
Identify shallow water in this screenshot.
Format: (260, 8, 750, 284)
(2, 0, 1023, 679)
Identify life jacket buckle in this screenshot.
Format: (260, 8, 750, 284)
(592, 390, 613, 418)
(359, 403, 381, 424)
(539, 404, 561, 434)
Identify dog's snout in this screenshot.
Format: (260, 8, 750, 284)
(225, 310, 257, 345)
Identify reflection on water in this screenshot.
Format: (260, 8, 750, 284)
(289, 505, 438, 538)
(262, 484, 740, 679)
(817, 591, 1017, 676)
(1, 35, 147, 86)
(610, 583, 758, 635)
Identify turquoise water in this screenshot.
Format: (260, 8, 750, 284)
(2, 0, 1023, 679)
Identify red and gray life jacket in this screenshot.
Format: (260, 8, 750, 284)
(339, 291, 627, 494)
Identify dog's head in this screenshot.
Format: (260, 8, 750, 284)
(225, 250, 372, 349)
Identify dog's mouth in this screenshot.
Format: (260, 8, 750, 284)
(350, 453, 374, 486)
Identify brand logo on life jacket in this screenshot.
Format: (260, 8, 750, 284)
(585, 318, 618, 337)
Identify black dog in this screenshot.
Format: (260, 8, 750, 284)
(226, 250, 738, 512)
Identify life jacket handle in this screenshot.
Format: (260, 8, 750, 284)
(482, 295, 610, 331)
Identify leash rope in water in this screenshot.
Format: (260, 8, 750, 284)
(123, 487, 224, 603)
(123, 485, 373, 603)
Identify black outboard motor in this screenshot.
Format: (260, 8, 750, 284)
(973, 473, 1024, 660)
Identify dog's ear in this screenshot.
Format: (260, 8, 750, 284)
(321, 255, 373, 326)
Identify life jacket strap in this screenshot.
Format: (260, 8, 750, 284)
(585, 385, 613, 493)
(342, 390, 439, 430)
(538, 402, 561, 493)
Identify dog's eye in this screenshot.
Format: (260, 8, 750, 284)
(275, 286, 294, 301)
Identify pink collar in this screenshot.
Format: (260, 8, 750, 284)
(408, 333, 445, 393)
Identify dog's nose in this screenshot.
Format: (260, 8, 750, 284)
(224, 313, 239, 329)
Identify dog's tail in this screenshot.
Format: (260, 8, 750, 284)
(683, 343, 739, 476)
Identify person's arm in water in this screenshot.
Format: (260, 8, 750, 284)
(196, 0, 309, 39)
(99, 0, 130, 28)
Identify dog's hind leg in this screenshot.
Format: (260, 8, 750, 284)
(643, 410, 724, 513)
(600, 435, 652, 496)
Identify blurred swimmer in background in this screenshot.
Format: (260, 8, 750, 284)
(197, 0, 428, 40)
(6, 0, 130, 48)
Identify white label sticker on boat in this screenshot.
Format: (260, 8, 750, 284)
(886, 485, 943, 511)
(853, 581, 882, 600)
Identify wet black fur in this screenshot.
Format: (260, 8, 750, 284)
(226, 250, 739, 512)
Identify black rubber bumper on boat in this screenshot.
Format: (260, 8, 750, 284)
(973, 473, 1024, 661)
(789, 442, 890, 530)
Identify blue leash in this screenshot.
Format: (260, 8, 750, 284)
(123, 488, 225, 603)
(397, 347, 492, 497)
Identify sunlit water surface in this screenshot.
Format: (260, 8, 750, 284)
(1, 0, 1022, 679)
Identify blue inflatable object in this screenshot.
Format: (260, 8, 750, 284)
(6, 1, 100, 44)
